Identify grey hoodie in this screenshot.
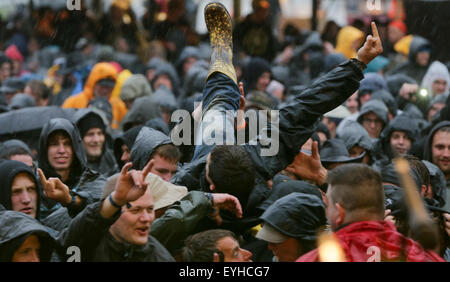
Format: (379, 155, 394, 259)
(357, 99, 389, 126)
(120, 96, 162, 132)
(120, 74, 152, 102)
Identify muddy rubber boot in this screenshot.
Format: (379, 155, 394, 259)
(204, 2, 237, 84)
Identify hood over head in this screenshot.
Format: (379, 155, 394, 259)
(113, 125, 143, 168)
(121, 96, 162, 132)
(386, 73, 417, 97)
(38, 118, 87, 179)
(81, 62, 118, 100)
(337, 120, 374, 152)
(379, 113, 420, 158)
(421, 61, 450, 96)
(423, 120, 450, 162)
(145, 117, 170, 136)
(408, 36, 432, 64)
(357, 99, 389, 125)
(359, 73, 389, 96)
(0, 209, 54, 262)
(151, 62, 180, 93)
(120, 74, 152, 102)
(72, 108, 109, 138)
(0, 160, 40, 219)
(183, 60, 208, 97)
(257, 192, 326, 242)
(243, 57, 271, 93)
(149, 85, 177, 112)
(176, 46, 200, 74)
(130, 126, 172, 170)
(370, 89, 398, 117)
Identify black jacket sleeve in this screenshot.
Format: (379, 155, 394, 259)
(56, 201, 121, 261)
(245, 60, 364, 180)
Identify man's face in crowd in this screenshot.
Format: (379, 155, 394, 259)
(321, 117, 337, 139)
(93, 84, 114, 99)
(268, 238, 302, 262)
(82, 128, 105, 160)
(361, 112, 384, 138)
(12, 234, 40, 262)
(183, 57, 197, 76)
(390, 131, 412, 155)
(153, 74, 173, 91)
(47, 132, 73, 172)
(359, 92, 372, 106)
(348, 145, 370, 164)
(428, 102, 445, 122)
(432, 79, 447, 96)
(0, 62, 11, 82)
(110, 191, 155, 246)
(431, 130, 450, 178)
(256, 72, 271, 92)
(10, 154, 33, 168)
(11, 172, 37, 219)
(388, 26, 404, 44)
(150, 155, 178, 182)
(121, 144, 131, 164)
(416, 51, 430, 67)
(215, 236, 252, 262)
(346, 92, 359, 114)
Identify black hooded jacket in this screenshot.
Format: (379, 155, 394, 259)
(56, 201, 174, 262)
(0, 160, 41, 219)
(38, 118, 106, 231)
(120, 96, 162, 132)
(113, 125, 143, 169)
(72, 109, 118, 176)
(130, 126, 172, 170)
(372, 114, 420, 171)
(388, 36, 432, 83)
(0, 208, 55, 262)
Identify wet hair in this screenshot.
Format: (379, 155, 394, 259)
(208, 145, 255, 203)
(327, 164, 384, 217)
(182, 229, 237, 262)
(152, 144, 181, 163)
(25, 80, 49, 101)
(397, 155, 430, 187)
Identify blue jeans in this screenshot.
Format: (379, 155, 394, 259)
(192, 72, 240, 160)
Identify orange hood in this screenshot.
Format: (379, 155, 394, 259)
(82, 62, 118, 100)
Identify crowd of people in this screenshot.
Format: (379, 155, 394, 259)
(0, 0, 449, 262)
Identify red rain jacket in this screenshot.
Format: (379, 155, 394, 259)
(297, 220, 444, 262)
